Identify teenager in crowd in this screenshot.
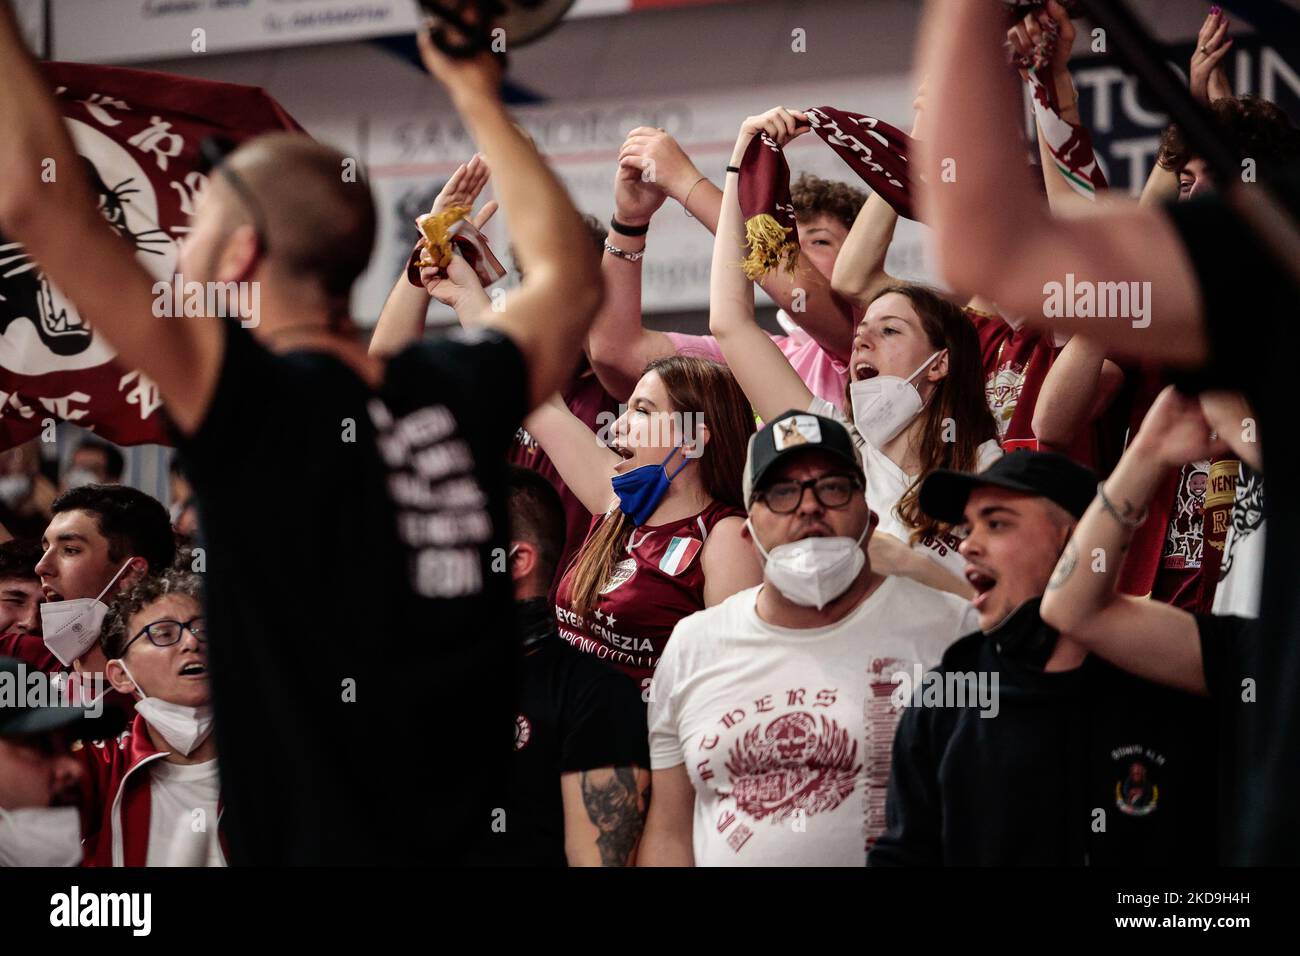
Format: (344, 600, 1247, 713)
(77, 570, 224, 866)
(472, 467, 648, 867)
(0, 539, 44, 663)
(372, 165, 620, 582)
(640, 412, 976, 865)
(0, 10, 605, 864)
(525, 356, 760, 698)
(35, 485, 175, 692)
(0, 655, 106, 867)
(586, 112, 863, 404)
(870, 451, 1217, 865)
(917, 0, 1299, 862)
(708, 109, 999, 596)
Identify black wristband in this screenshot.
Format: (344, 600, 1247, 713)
(725, 164, 741, 174)
(610, 217, 649, 237)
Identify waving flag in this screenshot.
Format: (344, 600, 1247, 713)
(0, 62, 301, 451)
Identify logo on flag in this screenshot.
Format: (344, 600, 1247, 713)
(659, 536, 702, 577)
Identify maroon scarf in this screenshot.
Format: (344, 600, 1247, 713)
(738, 106, 915, 279)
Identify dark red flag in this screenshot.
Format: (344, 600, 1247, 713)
(0, 62, 302, 451)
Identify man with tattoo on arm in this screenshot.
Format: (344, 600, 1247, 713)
(1040, 385, 1262, 862)
(470, 468, 649, 867)
(870, 450, 1217, 865)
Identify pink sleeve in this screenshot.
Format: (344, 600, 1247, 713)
(664, 332, 726, 363)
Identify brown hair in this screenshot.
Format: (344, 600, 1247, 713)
(101, 569, 204, 660)
(846, 284, 998, 544)
(1158, 95, 1300, 178)
(791, 173, 867, 232)
(565, 356, 754, 619)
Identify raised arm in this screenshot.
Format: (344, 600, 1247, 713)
(418, 32, 602, 411)
(0, 2, 223, 435)
(619, 123, 856, 362)
(709, 110, 817, 423)
(370, 156, 497, 356)
(521, 396, 621, 516)
(584, 156, 677, 401)
(918, 0, 1207, 365)
(1030, 335, 1124, 449)
(1039, 386, 1226, 695)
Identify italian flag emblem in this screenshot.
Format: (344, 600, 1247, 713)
(659, 536, 703, 576)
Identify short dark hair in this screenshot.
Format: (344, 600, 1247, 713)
(101, 569, 204, 660)
(507, 466, 567, 590)
(791, 172, 867, 232)
(0, 539, 41, 583)
(50, 484, 175, 574)
(1158, 95, 1300, 179)
(73, 436, 125, 481)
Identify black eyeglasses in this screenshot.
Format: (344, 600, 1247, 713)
(198, 136, 269, 256)
(755, 475, 862, 514)
(122, 617, 207, 653)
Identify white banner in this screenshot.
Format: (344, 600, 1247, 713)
(50, 0, 623, 64)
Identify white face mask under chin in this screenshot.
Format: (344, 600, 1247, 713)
(0, 805, 83, 867)
(747, 519, 869, 611)
(117, 661, 214, 756)
(850, 350, 944, 450)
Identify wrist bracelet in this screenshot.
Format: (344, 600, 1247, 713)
(609, 217, 649, 237)
(604, 239, 645, 263)
(725, 164, 741, 174)
(1096, 481, 1148, 530)
(682, 176, 708, 219)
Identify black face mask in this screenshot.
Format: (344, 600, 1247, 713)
(515, 597, 556, 649)
(985, 596, 1060, 669)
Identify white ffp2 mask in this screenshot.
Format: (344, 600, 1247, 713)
(850, 350, 944, 449)
(748, 519, 869, 610)
(41, 559, 135, 667)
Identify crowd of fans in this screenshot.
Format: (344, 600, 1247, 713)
(1, 0, 1297, 866)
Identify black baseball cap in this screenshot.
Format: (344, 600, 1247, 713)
(744, 410, 864, 507)
(919, 450, 1098, 524)
(0, 656, 117, 740)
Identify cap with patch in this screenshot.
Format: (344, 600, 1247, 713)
(744, 410, 864, 507)
(919, 449, 1098, 524)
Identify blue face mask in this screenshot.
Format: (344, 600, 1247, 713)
(611, 447, 691, 526)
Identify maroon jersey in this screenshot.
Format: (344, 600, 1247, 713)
(508, 362, 620, 587)
(966, 308, 1105, 471)
(554, 500, 742, 694)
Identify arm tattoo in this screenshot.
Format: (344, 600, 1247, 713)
(1047, 540, 1079, 591)
(581, 766, 645, 866)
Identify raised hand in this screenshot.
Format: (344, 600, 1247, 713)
(1190, 7, 1233, 105)
(617, 128, 704, 206)
(1133, 385, 1231, 468)
(613, 150, 668, 227)
(431, 152, 499, 224)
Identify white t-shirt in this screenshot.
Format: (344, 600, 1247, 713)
(146, 758, 226, 867)
(808, 396, 1003, 578)
(648, 577, 979, 866)
(1212, 465, 1265, 618)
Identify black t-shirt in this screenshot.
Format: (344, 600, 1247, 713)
(870, 601, 1218, 866)
(470, 609, 649, 867)
(177, 321, 526, 865)
(1165, 177, 1300, 863)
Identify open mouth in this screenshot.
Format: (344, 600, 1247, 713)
(965, 567, 997, 609)
(41, 586, 62, 602)
(853, 362, 879, 381)
(178, 661, 207, 677)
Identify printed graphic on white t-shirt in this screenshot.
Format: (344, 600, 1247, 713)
(1212, 465, 1265, 618)
(648, 577, 977, 866)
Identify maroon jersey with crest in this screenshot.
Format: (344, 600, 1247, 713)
(554, 500, 742, 694)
